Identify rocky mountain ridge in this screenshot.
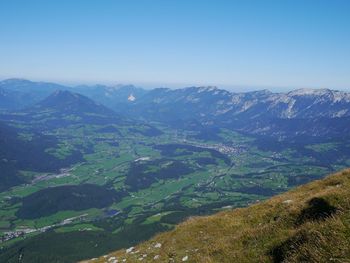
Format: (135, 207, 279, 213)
(1, 79, 350, 139)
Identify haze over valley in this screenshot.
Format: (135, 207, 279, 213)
(0, 78, 350, 262)
(1, 0, 350, 262)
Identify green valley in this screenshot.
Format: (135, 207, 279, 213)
(1, 116, 350, 262)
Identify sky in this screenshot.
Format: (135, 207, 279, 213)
(0, 0, 349, 91)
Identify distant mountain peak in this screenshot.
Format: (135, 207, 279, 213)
(287, 88, 331, 96)
(33, 90, 115, 116)
(197, 86, 218, 92)
(247, 89, 272, 95)
(113, 84, 139, 90)
(128, 94, 136, 101)
(45, 89, 86, 101)
(49, 89, 83, 100)
(0, 78, 34, 86)
(1, 78, 31, 83)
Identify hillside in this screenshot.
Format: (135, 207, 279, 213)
(86, 169, 350, 263)
(32, 90, 116, 116)
(117, 86, 350, 140)
(0, 78, 67, 109)
(0, 121, 84, 190)
(122, 86, 350, 120)
(8, 90, 123, 129)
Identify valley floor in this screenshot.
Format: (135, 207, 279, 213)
(1, 121, 350, 262)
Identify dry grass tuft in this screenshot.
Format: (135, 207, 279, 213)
(83, 169, 350, 263)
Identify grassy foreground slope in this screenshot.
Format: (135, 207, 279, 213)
(85, 169, 350, 263)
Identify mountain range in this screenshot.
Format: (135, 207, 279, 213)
(31, 90, 116, 117)
(1, 78, 350, 262)
(1, 78, 350, 140)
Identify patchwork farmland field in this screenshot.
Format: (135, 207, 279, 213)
(1, 116, 350, 262)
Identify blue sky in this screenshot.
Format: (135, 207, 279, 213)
(0, 0, 349, 90)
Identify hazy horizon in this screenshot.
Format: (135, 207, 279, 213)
(2, 76, 350, 94)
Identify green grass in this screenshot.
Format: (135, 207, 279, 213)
(305, 142, 339, 153)
(54, 223, 103, 233)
